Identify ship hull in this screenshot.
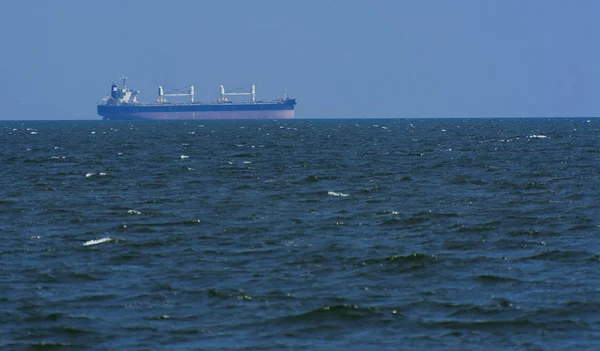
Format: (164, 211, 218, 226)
(98, 99, 296, 120)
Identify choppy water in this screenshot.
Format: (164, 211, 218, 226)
(1, 118, 599, 350)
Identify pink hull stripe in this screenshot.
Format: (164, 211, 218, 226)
(122, 110, 294, 120)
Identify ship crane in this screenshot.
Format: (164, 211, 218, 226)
(219, 85, 256, 103)
(157, 85, 195, 103)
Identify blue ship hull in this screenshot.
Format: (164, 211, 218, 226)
(98, 99, 296, 120)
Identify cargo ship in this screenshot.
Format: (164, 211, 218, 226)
(97, 76, 296, 120)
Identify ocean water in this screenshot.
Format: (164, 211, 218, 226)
(1, 118, 599, 350)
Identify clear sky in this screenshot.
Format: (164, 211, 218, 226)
(0, 0, 598, 119)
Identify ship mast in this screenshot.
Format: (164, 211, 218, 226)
(120, 75, 128, 90)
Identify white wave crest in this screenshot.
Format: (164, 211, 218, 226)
(328, 191, 349, 197)
(83, 237, 112, 246)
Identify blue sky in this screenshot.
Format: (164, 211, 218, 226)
(0, 0, 598, 119)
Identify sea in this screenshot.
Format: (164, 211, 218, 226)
(1, 118, 599, 350)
